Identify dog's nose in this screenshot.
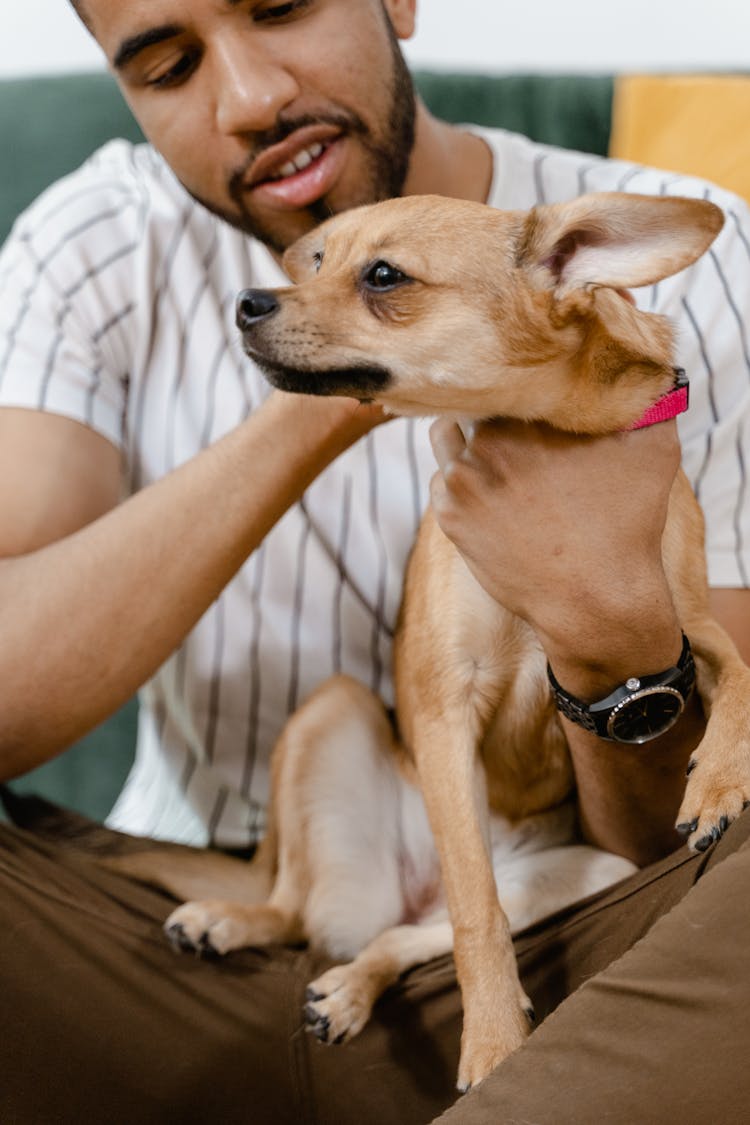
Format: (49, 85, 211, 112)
(236, 288, 279, 330)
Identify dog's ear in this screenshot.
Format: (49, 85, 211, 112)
(283, 229, 326, 283)
(520, 192, 724, 296)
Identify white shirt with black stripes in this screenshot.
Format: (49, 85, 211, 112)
(1, 127, 749, 847)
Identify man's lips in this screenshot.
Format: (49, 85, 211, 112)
(244, 124, 347, 210)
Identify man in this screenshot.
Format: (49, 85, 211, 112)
(1, 1, 749, 1121)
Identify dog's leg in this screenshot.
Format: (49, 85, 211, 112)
(674, 618, 750, 850)
(304, 919, 454, 1045)
(164, 829, 306, 956)
(295, 678, 413, 962)
(103, 843, 274, 904)
(662, 475, 750, 850)
(165, 675, 410, 960)
(163, 682, 322, 957)
(302, 834, 636, 1049)
(397, 519, 542, 1089)
(411, 720, 534, 1090)
(497, 842, 637, 932)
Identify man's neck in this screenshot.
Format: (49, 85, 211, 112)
(402, 102, 494, 205)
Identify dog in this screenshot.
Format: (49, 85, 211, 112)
(162, 191, 750, 1090)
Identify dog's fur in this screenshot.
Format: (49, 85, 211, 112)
(150, 193, 750, 1090)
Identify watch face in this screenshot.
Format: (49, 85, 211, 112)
(606, 687, 685, 744)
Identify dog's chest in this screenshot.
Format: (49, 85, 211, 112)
(480, 649, 573, 819)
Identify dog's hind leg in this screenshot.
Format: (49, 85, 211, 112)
(165, 674, 411, 960)
(297, 677, 418, 961)
(304, 918, 454, 1045)
(163, 805, 305, 957)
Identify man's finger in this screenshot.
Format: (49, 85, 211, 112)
(429, 418, 466, 472)
(429, 468, 448, 510)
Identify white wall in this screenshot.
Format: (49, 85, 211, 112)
(3, 1, 750, 79)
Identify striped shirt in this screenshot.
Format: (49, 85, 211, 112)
(1, 127, 749, 846)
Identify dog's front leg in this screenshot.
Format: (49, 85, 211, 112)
(674, 618, 750, 849)
(663, 479, 750, 849)
(411, 714, 534, 1090)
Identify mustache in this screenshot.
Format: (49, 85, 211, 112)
(228, 109, 368, 199)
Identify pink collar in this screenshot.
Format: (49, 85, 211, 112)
(627, 368, 689, 430)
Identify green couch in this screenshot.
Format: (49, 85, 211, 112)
(1, 68, 614, 820)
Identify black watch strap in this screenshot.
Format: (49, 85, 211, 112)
(547, 634, 696, 743)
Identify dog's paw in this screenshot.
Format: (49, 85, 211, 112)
(303, 964, 375, 1045)
(164, 900, 251, 957)
(676, 750, 750, 853)
(456, 991, 534, 1092)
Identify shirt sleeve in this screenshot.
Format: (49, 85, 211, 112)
(0, 149, 143, 450)
(651, 182, 750, 588)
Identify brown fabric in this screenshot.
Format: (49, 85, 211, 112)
(2, 798, 749, 1124)
(438, 814, 750, 1124)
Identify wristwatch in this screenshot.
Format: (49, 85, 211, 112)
(547, 633, 696, 745)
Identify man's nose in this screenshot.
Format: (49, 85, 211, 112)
(236, 289, 280, 330)
(213, 34, 299, 136)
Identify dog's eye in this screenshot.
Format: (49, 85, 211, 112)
(363, 261, 409, 291)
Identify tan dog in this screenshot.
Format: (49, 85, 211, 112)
(163, 192, 750, 1090)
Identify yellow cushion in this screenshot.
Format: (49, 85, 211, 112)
(610, 74, 750, 202)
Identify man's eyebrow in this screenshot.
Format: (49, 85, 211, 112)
(113, 25, 184, 71)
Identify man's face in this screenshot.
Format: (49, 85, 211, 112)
(87, 0, 417, 253)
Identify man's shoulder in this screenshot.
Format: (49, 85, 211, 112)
(7, 140, 211, 263)
(1, 138, 264, 309)
(474, 123, 750, 220)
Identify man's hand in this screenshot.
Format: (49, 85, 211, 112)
(429, 416, 684, 693)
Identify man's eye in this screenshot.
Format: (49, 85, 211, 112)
(363, 261, 410, 291)
(149, 50, 200, 89)
(255, 0, 311, 22)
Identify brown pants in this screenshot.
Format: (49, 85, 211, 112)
(2, 796, 750, 1125)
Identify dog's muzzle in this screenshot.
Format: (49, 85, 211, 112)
(235, 285, 393, 402)
(236, 288, 279, 331)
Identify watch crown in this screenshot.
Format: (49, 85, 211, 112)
(626, 677, 641, 691)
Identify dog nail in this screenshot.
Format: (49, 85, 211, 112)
(332, 1031, 347, 1045)
(304, 1002, 328, 1033)
(524, 1006, 536, 1027)
(197, 932, 219, 959)
(165, 923, 194, 954)
(676, 818, 699, 837)
(305, 987, 325, 1002)
(719, 815, 729, 833)
(693, 827, 720, 852)
(686, 758, 698, 776)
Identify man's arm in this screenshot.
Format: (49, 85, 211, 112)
(0, 396, 382, 780)
(708, 588, 750, 664)
(429, 415, 717, 866)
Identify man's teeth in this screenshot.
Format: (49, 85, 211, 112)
(274, 142, 325, 180)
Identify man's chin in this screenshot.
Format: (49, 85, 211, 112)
(182, 186, 326, 255)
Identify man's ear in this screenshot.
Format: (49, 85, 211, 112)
(382, 0, 417, 39)
(519, 192, 725, 296)
(282, 230, 325, 283)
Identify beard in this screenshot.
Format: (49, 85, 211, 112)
(187, 20, 416, 254)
